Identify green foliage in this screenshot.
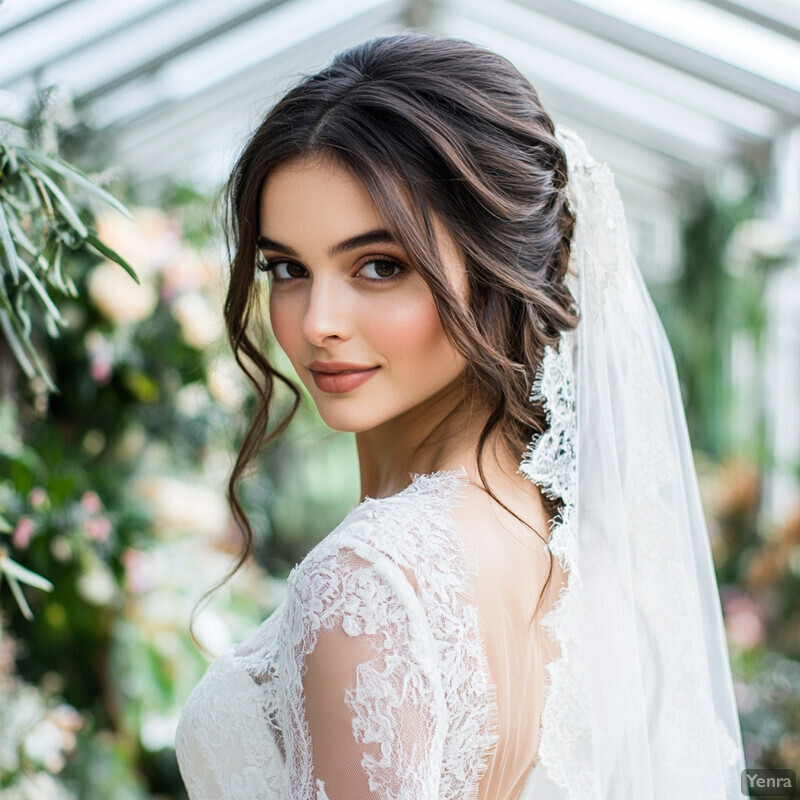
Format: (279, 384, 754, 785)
(660, 161, 800, 772)
(0, 93, 138, 392)
(658, 164, 791, 464)
(699, 452, 800, 773)
(661, 176, 757, 457)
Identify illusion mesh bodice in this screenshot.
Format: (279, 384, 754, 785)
(175, 467, 563, 800)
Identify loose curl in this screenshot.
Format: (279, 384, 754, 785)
(192, 31, 580, 646)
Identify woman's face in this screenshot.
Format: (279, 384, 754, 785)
(258, 154, 468, 433)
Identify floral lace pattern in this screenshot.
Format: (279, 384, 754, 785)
(517, 327, 596, 798)
(175, 469, 500, 800)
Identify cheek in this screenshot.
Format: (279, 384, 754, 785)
(267, 293, 299, 355)
(377, 293, 463, 374)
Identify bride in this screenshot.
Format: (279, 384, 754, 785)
(175, 32, 746, 799)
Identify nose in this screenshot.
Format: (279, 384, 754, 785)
(300, 275, 352, 345)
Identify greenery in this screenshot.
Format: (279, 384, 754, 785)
(0, 89, 138, 394)
(661, 164, 800, 773)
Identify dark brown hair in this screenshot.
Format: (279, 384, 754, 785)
(193, 31, 580, 643)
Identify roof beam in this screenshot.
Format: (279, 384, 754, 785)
(100, 11, 409, 189)
(445, 0, 779, 142)
(508, 0, 800, 117)
(700, 0, 800, 43)
(0, 0, 178, 86)
(0, 0, 74, 36)
(434, 10, 740, 169)
(82, 0, 403, 131)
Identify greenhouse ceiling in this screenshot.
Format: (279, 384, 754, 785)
(1, 0, 799, 273)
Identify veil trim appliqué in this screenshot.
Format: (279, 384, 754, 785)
(517, 329, 599, 796)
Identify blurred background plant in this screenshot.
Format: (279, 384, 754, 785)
(0, 86, 138, 397)
(659, 166, 800, 775)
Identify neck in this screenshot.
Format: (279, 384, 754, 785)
(355, 377, 492, 501)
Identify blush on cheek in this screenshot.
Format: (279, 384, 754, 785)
(372, 294, 438, 350)
(378, 295, 464, 380)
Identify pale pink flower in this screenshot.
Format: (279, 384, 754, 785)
(28, 487, 47, 509)
(161, 247, 214, 300)
(87, 262, 158, 324)
(722, 590, 766, 650)
(80, 491, 103, 514)
(91, 359, 112, 383)
(122, 548, 152, 595)
(12, 516, 36, 549)
(85, 331, 114, 384)
(84, 515, 112, 542)
(50, 703, 83, 736)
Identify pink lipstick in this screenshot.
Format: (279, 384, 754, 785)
(310, 366, 380, 393)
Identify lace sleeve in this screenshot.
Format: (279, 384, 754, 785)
(281, 541, 448, 800)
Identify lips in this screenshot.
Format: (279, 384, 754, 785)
(310, 366, 379, 394)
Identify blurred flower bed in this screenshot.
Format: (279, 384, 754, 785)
(0, 188, 356, 798)
(668, 174, 800, 777)
(697, 454, 800, 774)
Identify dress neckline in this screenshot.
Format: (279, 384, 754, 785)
(351, 464, 471, 511)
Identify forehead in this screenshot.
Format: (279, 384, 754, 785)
(260, 154, 380, 226)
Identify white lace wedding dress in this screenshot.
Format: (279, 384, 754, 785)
(175, 466, 564, 800)
(176, 123, 748, 798)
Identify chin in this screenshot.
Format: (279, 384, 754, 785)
(315, 408, 378, 434)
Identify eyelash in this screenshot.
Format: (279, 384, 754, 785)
(255, 257, 407, 285)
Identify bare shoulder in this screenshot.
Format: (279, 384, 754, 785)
(450, 464, 553, 560)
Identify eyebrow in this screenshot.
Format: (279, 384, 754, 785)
(257, 228, 400, 259)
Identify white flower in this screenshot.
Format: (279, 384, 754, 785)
(23, 719, 63, 772)
(726, 217, 792, 276)
(161, 247, 216, 296)
(94, 206, 180, 280)
(207, 356, 244, 409)
(116, 424, 147, 463)
(49, 537, 72, 563)
(171, 291, 224, 349)
(76, 555, 117, 606)
(175, 384, 211, 417)
(140, 711, 180, 752)
(132, 475, 228, 539)
(191, 609, 233, 654)
(87, 261, 158, 325)
(14, 771, 77, 800)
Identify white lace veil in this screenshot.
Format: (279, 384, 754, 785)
(517, 126, 747, 798)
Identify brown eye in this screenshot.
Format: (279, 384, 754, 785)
(257, 260, 307, 281)
(359, 259, 405, 283)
